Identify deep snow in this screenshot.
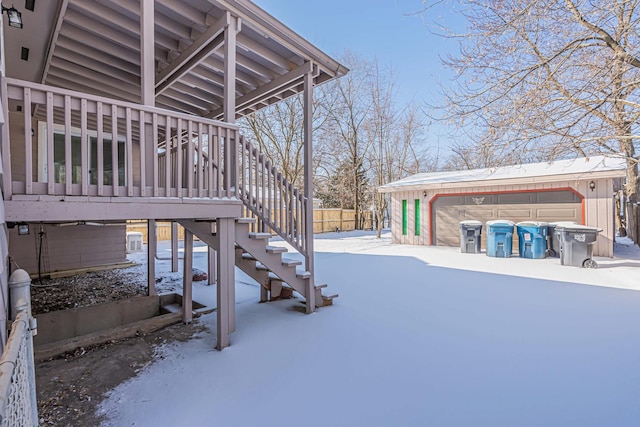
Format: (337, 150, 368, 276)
(99, 231, 640, 427)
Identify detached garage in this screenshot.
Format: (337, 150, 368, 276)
(379, 156, 627, 257)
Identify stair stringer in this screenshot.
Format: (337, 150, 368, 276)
(177, 219, 310, 300)
(233, 225, 310, 299)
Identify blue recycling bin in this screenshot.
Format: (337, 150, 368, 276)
(516, 221, 548, 259)
(486, 220, 515, 257)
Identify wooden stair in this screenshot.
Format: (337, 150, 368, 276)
(178, 218, 337, 310)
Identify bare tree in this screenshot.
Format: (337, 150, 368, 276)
(423, 0, 640, 233)
(319, 51, 374, 228)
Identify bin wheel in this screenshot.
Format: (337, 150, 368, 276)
(545, 248, 556, 257)
(583, 259, 598, 269)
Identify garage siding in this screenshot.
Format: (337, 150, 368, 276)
(391, 191, 427, 245)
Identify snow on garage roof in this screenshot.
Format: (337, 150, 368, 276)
(379, 155, 627, 191)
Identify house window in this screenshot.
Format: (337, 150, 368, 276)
(88, 135, 126, 186)
(414, 199, 420, 236)
(40, 122, 126, 185)
(402, 199, 408, 235)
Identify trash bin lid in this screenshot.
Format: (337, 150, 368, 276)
(486, 220, 515, 226)
(549, 221, 577, 226)
(459, 220, 483, 226)
(555, 224, 602, 232)
(516, 221, 548, 227)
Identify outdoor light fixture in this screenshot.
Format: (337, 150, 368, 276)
(423, 190, 427, 198)
(17, 223, 29, 235)
(589, 180, 596, 192)
(1, 4, 22, 28)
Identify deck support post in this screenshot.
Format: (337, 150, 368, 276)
(171, 222, 179, 272)
(303, 64, 315, 313)
(208, 247, 216, 286)
(182, 229, 193, 324)
(140, 0, 155, 195)
(223, 15, 238, 193)
(215, 217, 235, 350)
(147, 219, 156, 296)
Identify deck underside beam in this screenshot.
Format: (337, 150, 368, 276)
(5, 198, 242, 222)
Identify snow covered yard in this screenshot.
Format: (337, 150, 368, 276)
(99, 231, 640, 427)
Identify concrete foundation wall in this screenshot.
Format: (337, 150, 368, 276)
(34, 295, 160, 346)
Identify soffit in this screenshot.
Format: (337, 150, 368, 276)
(4, 0, 347, 119)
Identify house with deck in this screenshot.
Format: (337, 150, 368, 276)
(0, 0, 346, 350)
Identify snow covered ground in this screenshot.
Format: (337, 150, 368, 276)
(99, 231, 640, 427)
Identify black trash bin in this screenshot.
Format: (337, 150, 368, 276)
(556, 224, 602, 268)
(459, 220, 482, 254)
(546, 221, 576, 257)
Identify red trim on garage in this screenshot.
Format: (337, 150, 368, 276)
(427, 187, 585, 245)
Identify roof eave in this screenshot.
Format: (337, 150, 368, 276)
(378, 169, 628, 193)
(220, 0, 348, 79)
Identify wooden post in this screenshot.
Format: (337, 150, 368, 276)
(208, 247, 216, 285)
(224, 16, 238, 195)
(171, 222, 179, 273)
(140, 0, 155, 106)
(140, 0, 156, 194)
(303, 65, 315, 313)
(215, 218, 235, 350)
(147, 219, 156, 296)
(182, 229, 193, 324)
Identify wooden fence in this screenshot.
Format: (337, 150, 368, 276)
(127, 209, 373, 243)
(313, 209, 373, 233)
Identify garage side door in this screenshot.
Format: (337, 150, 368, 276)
(432, 190, 582, 247)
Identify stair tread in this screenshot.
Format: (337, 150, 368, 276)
(322, 294, 339, 300)
(315, 283, 328, 289)
(265, 245, 287, 254)
(236, 217, 256, 224)
(281, 259, 303, 267)
(241, 253, 257, 261)
(248, 232, 271, 240)
(296, 270, 311, 279)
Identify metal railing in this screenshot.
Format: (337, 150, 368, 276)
(0, 270, 38, 427)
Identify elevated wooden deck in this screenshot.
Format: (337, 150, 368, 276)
(5, 195, 242, 223)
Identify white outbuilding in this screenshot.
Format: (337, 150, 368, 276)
(379, 156, 627, 257)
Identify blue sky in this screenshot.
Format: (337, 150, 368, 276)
(253, 0, 466, 151)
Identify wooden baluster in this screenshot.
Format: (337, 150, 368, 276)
(126, 107, 133, 196)
(23, 87, 32, 195)
(111, 104, 119, 196)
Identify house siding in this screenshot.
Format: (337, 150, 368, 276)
(9, 224, 127, 276)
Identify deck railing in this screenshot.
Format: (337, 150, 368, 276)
(0, 77, 310, 269)
(1, 77, 237, 199)
(237, 135, 309, 258)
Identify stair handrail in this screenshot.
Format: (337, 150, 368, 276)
(236, 135, 309, 262)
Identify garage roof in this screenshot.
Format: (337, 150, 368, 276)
(380, 156, 627, 192)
